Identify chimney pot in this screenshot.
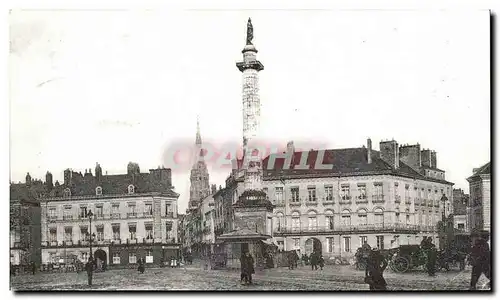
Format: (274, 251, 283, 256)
(367, 138, 372, 164)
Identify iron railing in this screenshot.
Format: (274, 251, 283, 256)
(273, 223, 437, 235)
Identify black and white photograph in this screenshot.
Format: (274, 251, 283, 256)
(8, 6, 492, 291)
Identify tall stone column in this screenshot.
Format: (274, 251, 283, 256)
(236, 18, 265, 194)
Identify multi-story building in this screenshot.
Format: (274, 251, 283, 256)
(40, 163, 180, 268)
(452, 188, 469, 232)
(467, 162, 490, 234)
(10, 173, 47, 272)
(181, 119, 219, 257)
(216, 139, 454, 261)
(178, 213, 185, 246)
(200, 189, 216, 255)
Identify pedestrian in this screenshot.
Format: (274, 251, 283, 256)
(310, 252, 318, 271)
(31, 261, 36, 275)
(470, 234, 491, 290)
(240, 253, 248, 284)
(138, 258, 145, 274)
(426, 241, 438, 276)
(287, 251, 295, 270)
(318, 254, 325, 270)
(365, 248, 388, 291)
(293, 250, 299, 269)
(85, 260, 93, 286)
(245, 252, 255, 284)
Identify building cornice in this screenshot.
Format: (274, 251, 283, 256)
(41, 192, 179, 203)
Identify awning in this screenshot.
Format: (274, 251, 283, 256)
(261, 240, 275, 246)
(216, 228, 272, 243)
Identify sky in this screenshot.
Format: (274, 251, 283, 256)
(9, 10, 490, 212)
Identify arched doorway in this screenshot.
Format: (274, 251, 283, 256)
(94, 249, 107, 271)
(305, 238, 322, 255)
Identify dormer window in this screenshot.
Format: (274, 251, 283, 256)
(96, 186, 102, 196)
(128, 185, 135, 194)
(63, 188, 71, 197)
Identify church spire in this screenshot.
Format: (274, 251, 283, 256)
(195, 115, 202, 146)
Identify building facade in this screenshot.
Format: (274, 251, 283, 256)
(215, 139, 454, 262)
(40, 163, 180, 268)
(452, 188, 469, 232)
(10, 173, 46, 271)
(466, 162, 490, 234)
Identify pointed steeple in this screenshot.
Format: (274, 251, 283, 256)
(195, 115, 202, 146)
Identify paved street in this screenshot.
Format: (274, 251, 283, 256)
(10, 263, 490, 291)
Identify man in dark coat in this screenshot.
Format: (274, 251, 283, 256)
(365, 248, 388, 291)
(293, 251, 299, 269)
(240, 253, 248, 283)
(310, 252, 318, 271)
(470, 235, 491, 290)
(318, 254, 325, 270)
(138, 258, 145, 274)
(85, 259, 93, 286)
(240, 252, 255, 284)
(287, 251, 295, 270)
(30, 261, 36, 275)
(245, 252, 255, 284)
(426, 239, 437, 276)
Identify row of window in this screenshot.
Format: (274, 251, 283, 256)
(289, 236, 388, 253)
(62, 185, 136, 197)
(263, 183, 448, 203)
(47, 223, 173, 242)
(112, 252, 154, 264)
(47, 203, 173, 220)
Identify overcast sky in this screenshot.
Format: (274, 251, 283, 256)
(9, 10, 490, 212)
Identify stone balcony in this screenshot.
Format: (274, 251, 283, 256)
(405, 197, 412, 205)
(355, 196, 368, 204)
(339, 196, 352, 205)
(306, 200, 318, 206)
(395, 195, 401, 204)
(322, 198, 335, 205)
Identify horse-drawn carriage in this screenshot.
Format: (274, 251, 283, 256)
(355, 247, 398, 270)
(389, 244, 467, 273)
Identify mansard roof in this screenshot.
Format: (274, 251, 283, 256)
(247, 147, 453, 184)
(10, 183, 44, 205)
(467, 162, 490, 181)
(48, 172, 178, 199)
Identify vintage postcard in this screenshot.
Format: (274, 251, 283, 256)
(9, 8, 491, 291)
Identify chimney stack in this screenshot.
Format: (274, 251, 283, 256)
(431, 151, 437, 168)
(63, 169, 72, 186)
(45, 171, 53, 190)
(95, 162, 102, 182)
(25, 172, 32, 185)
(421, 149, 432, 167)
(379, 140, 399, 169)
(286, 141, 295, 154)
(399, 144, 422, 171)
(367, 138, 372, 164)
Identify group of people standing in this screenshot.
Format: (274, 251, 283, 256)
(309, 251, 325, 271)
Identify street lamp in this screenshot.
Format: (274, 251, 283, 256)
(440, 194, 448, 249)
(86, 210, 95, 286)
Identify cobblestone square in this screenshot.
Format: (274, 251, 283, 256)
(10, 264, 490, 291)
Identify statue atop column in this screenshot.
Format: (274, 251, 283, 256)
(246, 18, 254, 45)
